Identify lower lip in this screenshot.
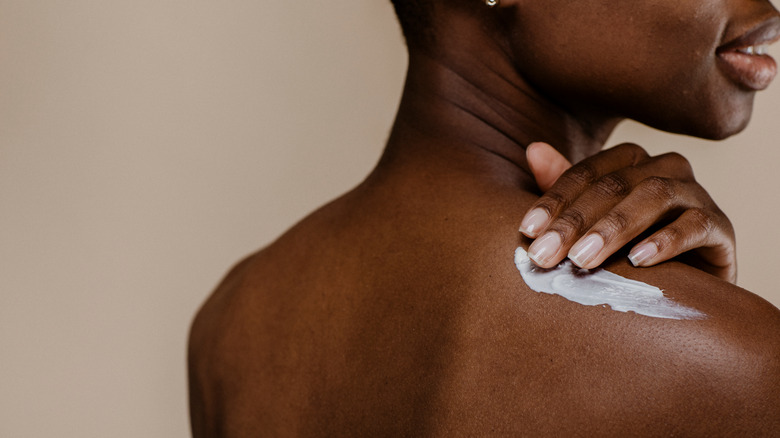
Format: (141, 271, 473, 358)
(717, 51, 778, 91)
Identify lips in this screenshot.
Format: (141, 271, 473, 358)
(717, 16, 780, 91)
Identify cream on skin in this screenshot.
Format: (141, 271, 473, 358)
(514, 247, 706, 320)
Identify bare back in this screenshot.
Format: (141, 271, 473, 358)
(188, 169, 780, 436)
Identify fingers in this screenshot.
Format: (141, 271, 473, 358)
(524, 152, 705, 269)
(520, 142, 735, 280)
(524, 172, 632, 268)
(523, 147, 665, 268)
(526, 142, 572, 192)
(564, 176, 701, 268)
(530, 172, 736, 282)
(627, 208, 737, 283)
(519, 143, 649, 238)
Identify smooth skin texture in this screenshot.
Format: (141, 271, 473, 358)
(189, 0, 780, 435)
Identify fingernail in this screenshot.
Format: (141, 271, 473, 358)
(519, 208, 549, 237)
(628, 242, 658, 266)
(568, 234, 604, 267)
(528, 232, 562, 266)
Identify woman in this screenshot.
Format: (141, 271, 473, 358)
(189, 0, 780, 435)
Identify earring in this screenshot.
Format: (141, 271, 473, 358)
(486, 0, 498, 6)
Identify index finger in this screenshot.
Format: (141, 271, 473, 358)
(519, 143, 649, 238)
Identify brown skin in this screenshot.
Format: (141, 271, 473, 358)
(523, 142, 737, 282)
(189, 0, 780, 435)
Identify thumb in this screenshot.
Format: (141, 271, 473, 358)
(527, 142, 572, 192)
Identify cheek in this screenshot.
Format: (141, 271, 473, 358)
(628, 24, 755, 139)
(513, 10, 751, 137)
(509, 4, 753, 138)
(510, 8, 701, 104)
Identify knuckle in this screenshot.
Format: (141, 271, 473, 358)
(719, 242, 737, 262)
(639, 176, 676, 201)
(653, 226, 682, 253)
(686, 182, 712, 206)
(654, 208, 715, 254)
(537, 190, 569, 212)
(615, 142, 650, 163)
(708, 205, 735, 239)
(593, 173, 633, 198)
(723, 216, 736, 238)
(658, 152, 694, 175)
(555, 209, 588, 233)
(600, 210, 632, 237)
(565, 161, 599, 185)
(685, 207, 715, 235)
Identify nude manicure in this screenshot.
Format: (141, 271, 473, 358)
(628, 242, 658, 266)
(519, 208, 550, 238)
(528, 232, 561, 266)
(569, 234, 604, 267)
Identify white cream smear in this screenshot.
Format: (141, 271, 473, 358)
(514, 247, 705, 320)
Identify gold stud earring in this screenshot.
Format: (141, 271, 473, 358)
(486, 0, 498, 6)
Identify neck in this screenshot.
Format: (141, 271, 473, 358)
(376, 39, 622, 191)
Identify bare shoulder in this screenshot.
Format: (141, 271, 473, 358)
(187, 185, 780, 435)
(614, 260, 780, 433)
(187, 188, 420, 436)
(188, 238, 326, 436)
(607, 256, 780, 359)
(497, 251, 780, 435)
(187, 252, 257, 437)
(427, 225, 780, 435)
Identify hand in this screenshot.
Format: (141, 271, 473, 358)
(520, 142, 737, 283)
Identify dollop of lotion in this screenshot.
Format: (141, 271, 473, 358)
(514, 247, 705, 320)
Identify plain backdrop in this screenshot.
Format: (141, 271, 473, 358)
(1, 2, 779, 436)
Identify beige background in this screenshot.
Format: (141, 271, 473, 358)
(1, 2, 778, 436)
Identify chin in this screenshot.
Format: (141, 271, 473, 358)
(693, 107, 753, 140)
(670, 119, 750, 141)
(647, 99, 755, 141)
(703, 122, 750, 140)
(702, 91, 758, 139)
